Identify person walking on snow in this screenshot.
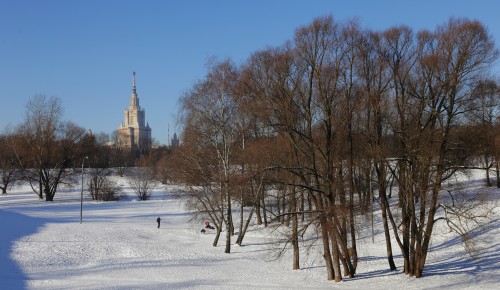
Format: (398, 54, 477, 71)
(157, 217, 161, 228)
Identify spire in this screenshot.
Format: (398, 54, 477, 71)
(129, 71, 139, 109)
(132, 71, 137, 94)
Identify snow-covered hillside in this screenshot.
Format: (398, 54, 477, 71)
(1, 172, 498, 289)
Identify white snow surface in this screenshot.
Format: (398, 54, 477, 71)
(1, 171, 499, 289)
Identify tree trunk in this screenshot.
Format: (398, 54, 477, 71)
(45, 183, 55, 201)
(496, 160, 500, 188)
(255, 185, 263, 225)
(237, 195, 244, 240)
(380, 195, 397, 270)
(228, 207, 235, 236)
(349, 191, 357, 272)
(328, 224, 343, 282)
(300, 191, 305, 222)
(38, 177, 43, 199)
(314, 194, 335, 280)
(225, 185, 232, 253)
(399, 162, 411, 274)
(213, 227, 221, 247)
(378, 163, 397, 271)
(284, 193, 289, 226)
(485, 156, 491, 186)
(332, 217, 355, 278)
(346, 104, 358, 273)
(213, 212, 224, 247)
(255, 201, 263, 225)
(290, 186, 299, 270)
(262, 192, 268, 227)
(236, 207, 254, 246)
(320, 218, 335, 280)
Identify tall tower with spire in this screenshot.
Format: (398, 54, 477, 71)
(118, 72, 152, 155)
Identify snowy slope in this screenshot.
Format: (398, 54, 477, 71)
(1, 173, 499, 289)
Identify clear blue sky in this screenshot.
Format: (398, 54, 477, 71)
(1, 0, 499, 145)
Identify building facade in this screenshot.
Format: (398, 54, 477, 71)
(118, 72, 152, 155)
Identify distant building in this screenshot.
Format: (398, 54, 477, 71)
(171, 132, 179, 147)
(118, 72, 152, 155)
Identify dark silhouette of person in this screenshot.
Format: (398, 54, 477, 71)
(157, 217, 161, 228)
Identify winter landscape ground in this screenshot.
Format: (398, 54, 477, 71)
(1, 170, 499, 289)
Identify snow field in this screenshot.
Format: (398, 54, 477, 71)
(1, 172, 499, 289)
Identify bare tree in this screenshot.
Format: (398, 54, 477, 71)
(466, 79, 500, 185)
(242, 46, 312, 272)
(88, 166, 117, 201)
(356, 28, 398, 271)
(284, 16, 359, 280)
(179, 58, 242, 253)
(84, 133, 118, 201)
(12, 95, 86, 201)
(0, 133, 21, 194)
(382, 18, 498, 277)
(171, 124, 227, 246)
(129, 166, 156, 200)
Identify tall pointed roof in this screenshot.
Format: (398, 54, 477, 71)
(130, 71, 139, 109)
(132, 71, 137, 95)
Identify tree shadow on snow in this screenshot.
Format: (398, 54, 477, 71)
(422, 217, 500, 284)
(0, 209, 50, 290)
(343, 216, 499, 284)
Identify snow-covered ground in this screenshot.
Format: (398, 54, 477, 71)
(1, 171, 499, 289)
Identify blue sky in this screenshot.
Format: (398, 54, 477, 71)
(1, 0, 499, 145)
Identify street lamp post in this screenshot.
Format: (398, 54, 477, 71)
(80, 156, 88, 224)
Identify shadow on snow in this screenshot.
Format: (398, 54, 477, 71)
(0, 209, 53, 290)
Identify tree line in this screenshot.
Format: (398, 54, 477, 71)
(162, 16, 499, 281)
(0, 95, 167, 201)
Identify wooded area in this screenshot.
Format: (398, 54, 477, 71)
(167, 16, 499, 280)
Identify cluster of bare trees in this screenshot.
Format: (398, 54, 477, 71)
(4, 95, 88, 201)
(0, 95, 143, 201)
(167, 16, 499, 281)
